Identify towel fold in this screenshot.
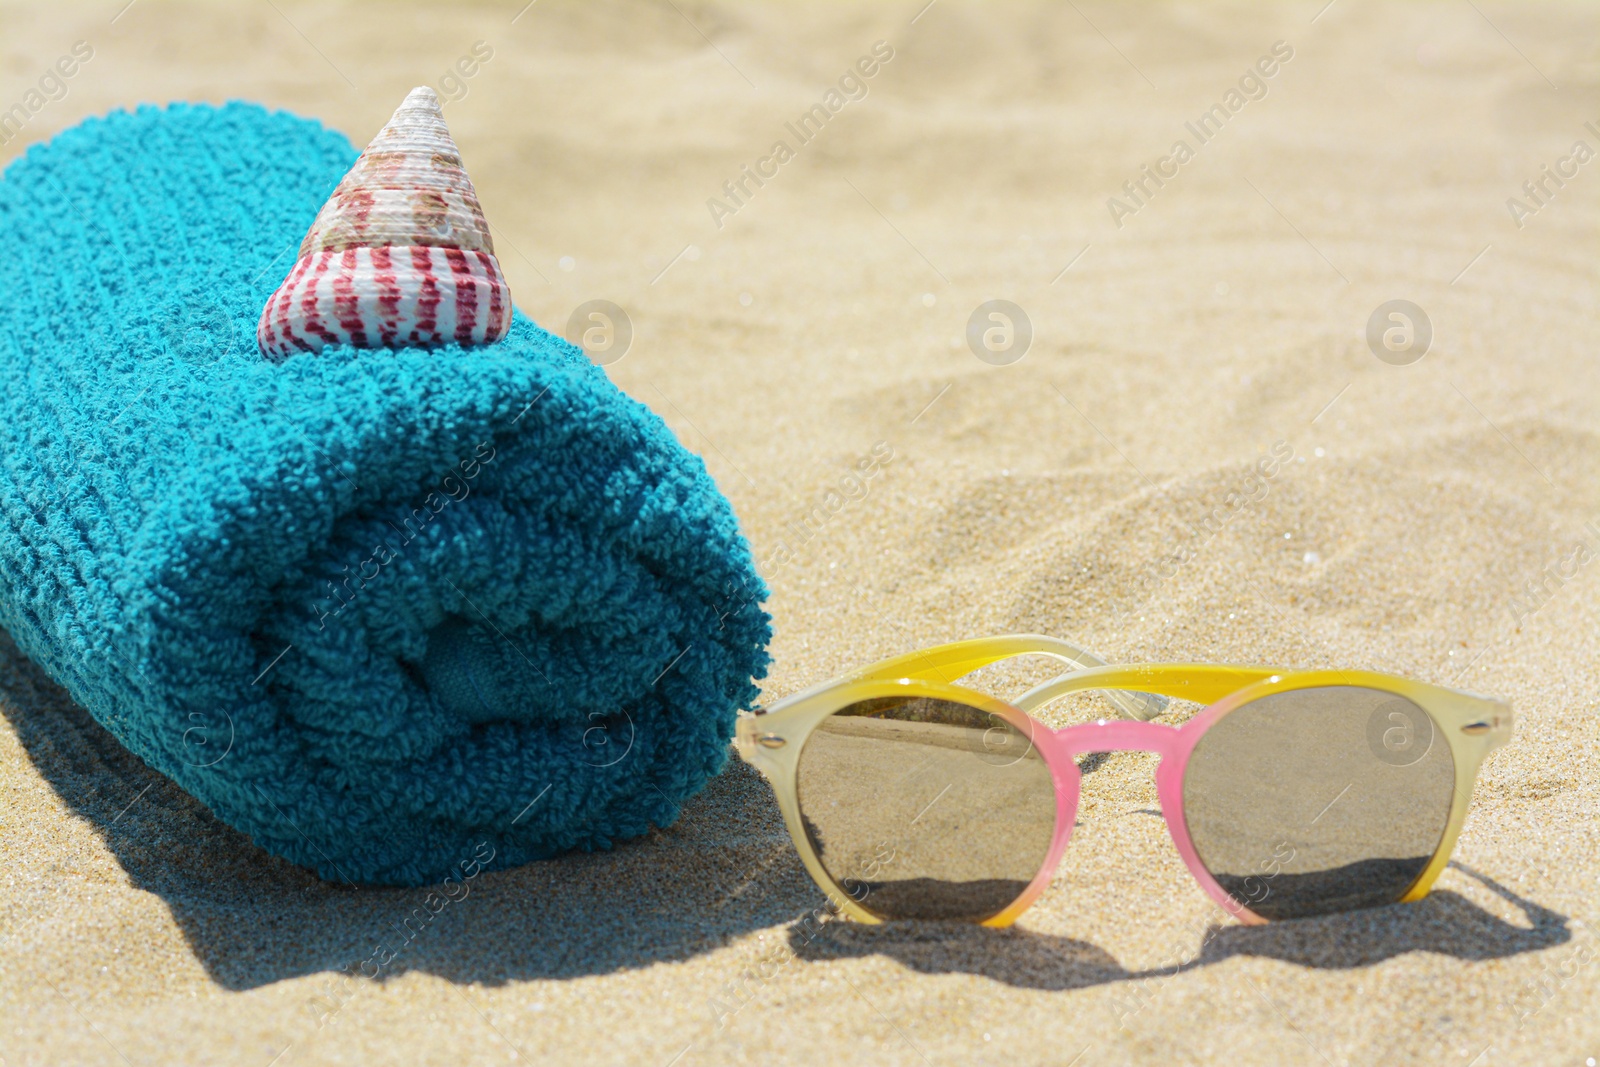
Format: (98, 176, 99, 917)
(0, 101, 770, 885)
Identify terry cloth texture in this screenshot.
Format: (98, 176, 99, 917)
(0, 102, 771, 886)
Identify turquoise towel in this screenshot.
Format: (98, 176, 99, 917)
(0, 102, 770, 886)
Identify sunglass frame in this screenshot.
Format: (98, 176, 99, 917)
(735, 634, 1512, 926)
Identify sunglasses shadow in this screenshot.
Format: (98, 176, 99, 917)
(786, 864, 1570, 991)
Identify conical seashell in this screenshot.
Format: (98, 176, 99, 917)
(257, 86, 512, 359)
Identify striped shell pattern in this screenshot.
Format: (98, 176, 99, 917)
(257, 86, 512, 359)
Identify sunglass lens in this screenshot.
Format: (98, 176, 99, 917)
(1183, 686, 1455, 920)
(795, 695, 1056, 921)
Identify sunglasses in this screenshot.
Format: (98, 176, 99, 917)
(735, 635, 1512, 926)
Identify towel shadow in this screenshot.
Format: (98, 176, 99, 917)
(787, 863, 1568, 991)
(0, 627, 815, 993)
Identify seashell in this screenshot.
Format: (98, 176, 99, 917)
(257, 86, 512, 359)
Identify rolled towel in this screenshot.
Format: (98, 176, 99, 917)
(0, 98, 770, 886)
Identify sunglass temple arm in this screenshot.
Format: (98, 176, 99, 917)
(845, 634, 1171, 721)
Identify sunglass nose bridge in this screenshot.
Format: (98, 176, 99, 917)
(1050, 718, 1184, 761)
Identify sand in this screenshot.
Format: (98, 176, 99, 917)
(3, 1, 1599, 1063)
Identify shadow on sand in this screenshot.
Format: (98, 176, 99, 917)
(0, 627, 1567, 1003)
(0, 627, 816, 992)
(787, 863, 1568, 991)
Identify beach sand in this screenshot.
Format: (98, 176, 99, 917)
(3, 1, 1599, 1063)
